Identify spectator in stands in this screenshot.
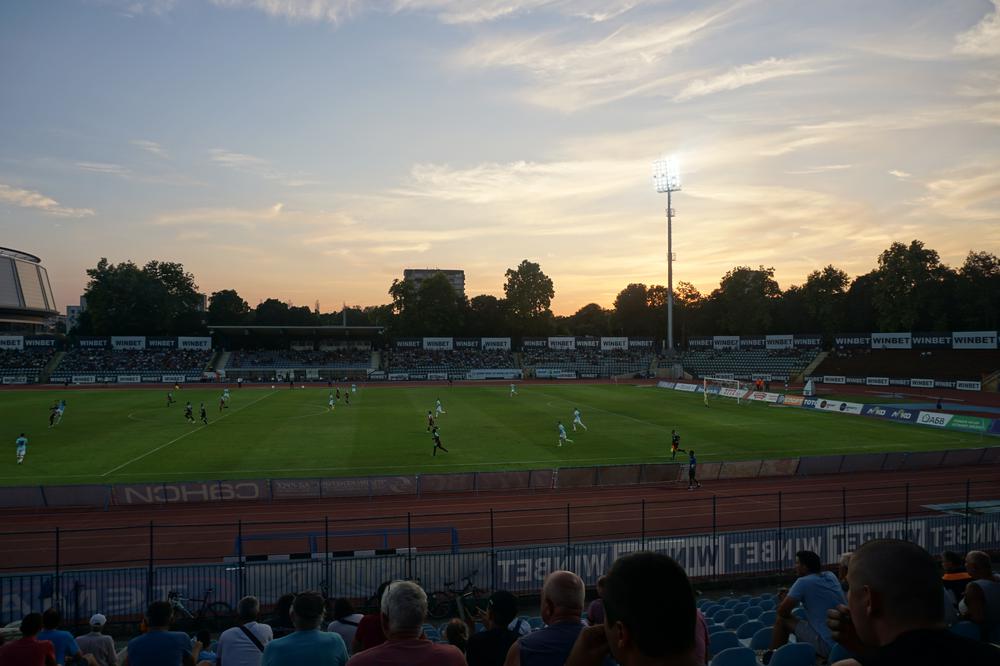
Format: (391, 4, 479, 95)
(216, 596, 272, 666)
(326, 598, 363, 655)
(941, 551, 971, 609)
(504, 570, 603, 666)
(352, 582, 390, 654)
(586, 576, 607, 626)
(769, 549, 845, 660)
(0, 612, 56, 666)
(76, 614, 117, 666)
(445, 619, 469, 654)
(38, 608, 88, 666)
(563, 551, 697, 666)
(260, 591, 346, 666)
(961, 550, 1000, 642)
(693, 608, 710, 665)
(838, 552, 853, 591)
(124, 601, 194, 666)
(192, 631, 216, 665)
(467, 590, 521, 666)
(268, 594, 295, 639)
(348, 580, 465, 665)
(826, 539, 1000, 665)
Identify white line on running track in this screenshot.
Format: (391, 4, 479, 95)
(101, 391, 277, 477)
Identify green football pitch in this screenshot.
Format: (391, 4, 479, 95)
(0, 384, 990, 486)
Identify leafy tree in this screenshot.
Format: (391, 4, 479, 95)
(872, 240, 952, 330)
(567, 303, 612, 336)
(710, 266, 781, 334)
(81, 258, 201, 335)
(801, 265, 849, 337)
(415, 272, 465, 336)
(956, 251, 1000, 329)
(208, 289, 251, 325)
(844, 271, 878, 332)
(466, 295, 507, 336)
(503, 260, 555, 335)
(613, 283, 651, 336)
(388, 278, 419, 335)
(254, 298, 291, 325)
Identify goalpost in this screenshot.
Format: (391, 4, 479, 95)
(703, 376, 748, 405)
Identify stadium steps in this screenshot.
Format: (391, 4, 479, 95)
(798, 350, 827, 381)
(212, 350, 230, 372)
(39, 351, 64, 383)
(984, 368, 1000, 392)
(371, 350, 382, 369)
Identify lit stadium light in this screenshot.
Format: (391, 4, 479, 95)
(652, 156, 681, 193)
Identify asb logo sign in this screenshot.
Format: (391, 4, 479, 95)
(917, 411, 952, 428)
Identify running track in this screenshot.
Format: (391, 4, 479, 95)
(1, 464, 998, 572)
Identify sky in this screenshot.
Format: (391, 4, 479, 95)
(1, 0, 999, 316)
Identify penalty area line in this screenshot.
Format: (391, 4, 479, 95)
(101, 390, 276, 477)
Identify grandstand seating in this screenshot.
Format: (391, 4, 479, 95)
(387, 349, 516, 372)
(522, 349, 653, 377)
(50, 349, 211, 378)
(0, 348, 56, 381)
(226, 349, 371, 370)
(675, 349, 819, 381)
(812, 349, 1000, 382)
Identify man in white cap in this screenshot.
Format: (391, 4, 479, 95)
(76, 613, 117, 666)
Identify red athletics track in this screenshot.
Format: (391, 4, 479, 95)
(1, 464, 997, 573)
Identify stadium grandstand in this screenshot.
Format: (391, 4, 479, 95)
(50, 348, 213, 381)
(386, 347, 517, 372)
(675, 348, 820, 382)
(0, 247, 59, 333)
(520, 336, 656, 379)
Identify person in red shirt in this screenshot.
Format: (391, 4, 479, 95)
(352, 582, 390, 654)
(0, 612, 56, 666)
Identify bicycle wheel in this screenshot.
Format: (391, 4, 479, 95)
(427, 592, 452, 620)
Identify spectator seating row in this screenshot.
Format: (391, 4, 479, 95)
(522, 349, 654, 376)
(0, 348, 56, 380)
(387, 349, 517, 372)
(226, 349, 372, 369)
(813, 349, 1000, 382)
(50, 349, 212, 377)
(675, 349, 819, 380)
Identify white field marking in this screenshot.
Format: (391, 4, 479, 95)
(287, 408, 333, 420)
(101, 390, 276, 477)
(534, 389, 676, 432)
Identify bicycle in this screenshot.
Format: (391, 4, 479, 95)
(427, 571, 487, 620)
(167, 587, 234, 632)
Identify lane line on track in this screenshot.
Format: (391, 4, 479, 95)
(101, 391, 276, 477)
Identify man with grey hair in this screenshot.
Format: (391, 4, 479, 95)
(504, 571, 612, 666)
(216, 596, 273, 666)
(348, 580, 465, 665)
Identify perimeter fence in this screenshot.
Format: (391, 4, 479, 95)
(1, 478, 999, 625)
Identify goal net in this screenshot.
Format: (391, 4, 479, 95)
(703, 376, 749, 405)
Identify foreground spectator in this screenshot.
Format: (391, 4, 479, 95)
(38, 608, 88, 666)
(838, 552, 852, 591)
(352, 582, 389, 654)
(268, 595, 295, 640)
(326, 598, 363, 655)
(348, 580, 465, 665)
(941, 551, 971, 606)
(215, 596, 272, 666)
(445, 619, 469, 654)
(769, 549, 845, 660)
(192, 630, 216, 665)
(124, 601, 194, 666)
(586, 576, 607, 626)
(826, 539, 1000, 665)
(76, 614, 117, 666)
(962, 550, 1000, 642)
(564, 552, 697, 666)
(504, 570, 606, 666)
(261, 591, 346, 666)
(467, 591, 520, 666)
(0, 613, 56, 666)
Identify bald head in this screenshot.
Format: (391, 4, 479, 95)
(850, 539, 942, 624)
(542, 571, 585, 614)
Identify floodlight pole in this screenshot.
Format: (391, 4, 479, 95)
(666, 188, 674, 356)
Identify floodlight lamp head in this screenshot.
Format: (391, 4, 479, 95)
(652, 156, 681, 192)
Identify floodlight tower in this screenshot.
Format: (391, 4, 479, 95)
(652, 156, 681, 356)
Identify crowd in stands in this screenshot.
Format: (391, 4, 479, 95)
(814, 349, 1000, 382)
(387, 349, 517, 372)
(3, 541, 996, 666)
(226, 350, 371, 370)
(522, 350, 653, 377)
(51, 349, 212, 376)
(0, 348, 56, 378)
(675, 349, 818, 381)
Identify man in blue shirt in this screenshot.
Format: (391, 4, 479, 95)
(261, 591, 347, 666)
(770, 549, 846, 660)
(37, 608, 83, 666)
(125, 601, 194, 666)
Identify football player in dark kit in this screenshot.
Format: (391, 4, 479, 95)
(431, 427, 449, 456)
(184, 401, 195, 423)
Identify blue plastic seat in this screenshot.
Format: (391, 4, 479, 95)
(709, 630, 741, 655)
(791, 607, 806, 620)
(732, 603, 749, 614)
(737, 619, 764, 640)
(769, 642, 815, 666)
(749, 626, 772, 650)
(712, 608, 734, 623)
(723, 598, 740, 609)
(708, 624, 730, 635)
(528, 616, 544, 629)
(827, 642, 855, 663)
(738, 594, 753, 603)
(723, 613, 749, 630)
(759, 610, 777, 625)
(710, 646, 759, 666)
(744, 606, 763, 620)
(949, 621, 980, 640)
(758, 599, 776, 610)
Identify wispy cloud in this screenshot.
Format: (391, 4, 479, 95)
(0, 183, 94, 218)
(888, 169, 911, 179)
(209, 148, 318, 187)
(130, 139, 168, 158)
(954, 0, 1000, 56)
(75, 161, 131, 176)
(674, 57, 828, 102)
(785, 164, 853, 175)
(209, 0, 359, 24)
(152, 202, 358, 229)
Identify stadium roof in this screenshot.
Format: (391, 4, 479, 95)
(208, 324, 383, 335)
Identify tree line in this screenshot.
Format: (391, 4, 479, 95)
(72, 241, 999, 344)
